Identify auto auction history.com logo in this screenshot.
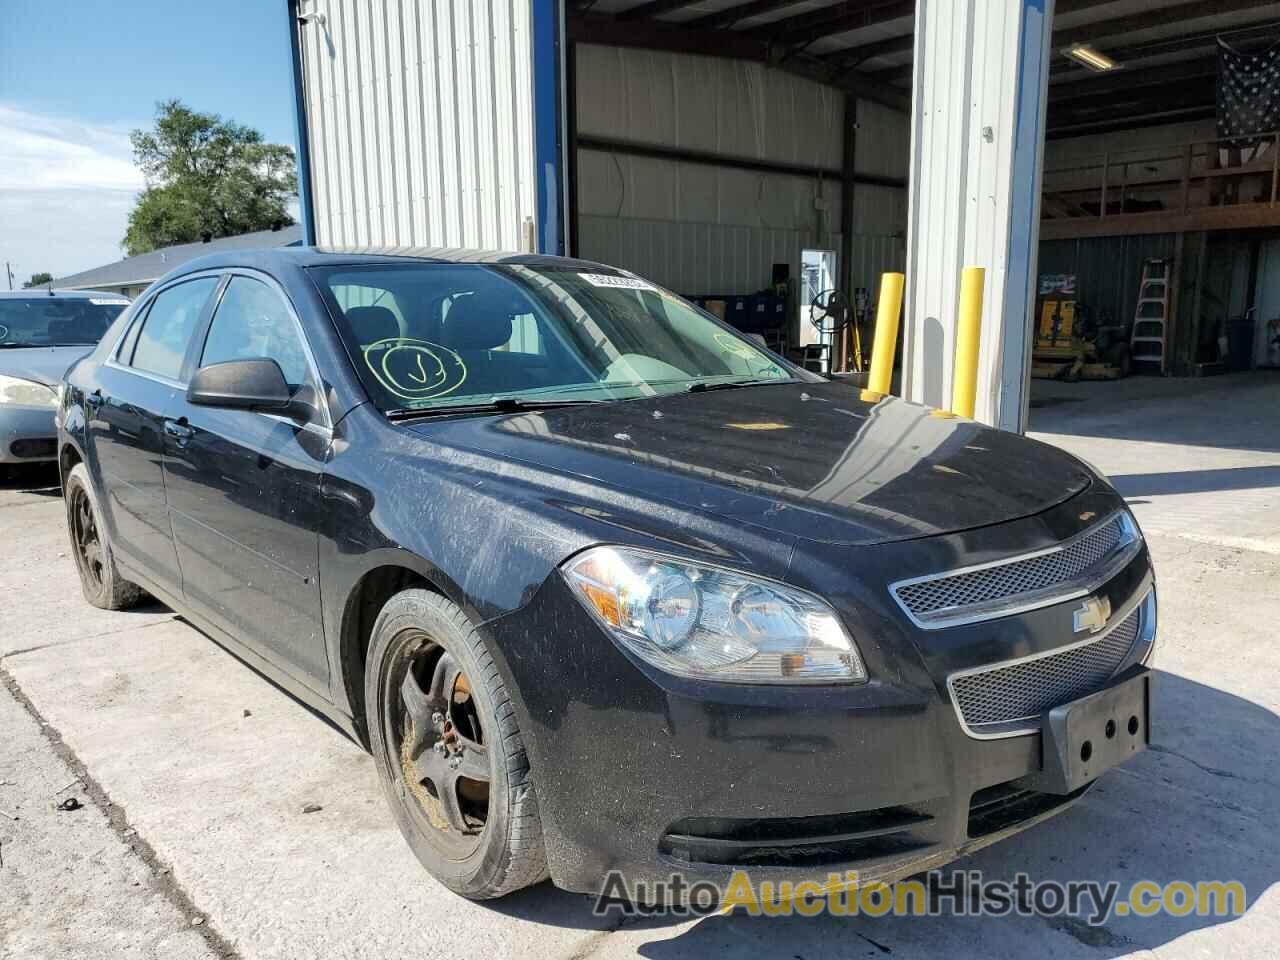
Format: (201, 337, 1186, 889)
(593, 869, 1247, 925)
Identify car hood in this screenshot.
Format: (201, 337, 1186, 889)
(0, 346, 94, 387)
(405, 380, 1093, 546)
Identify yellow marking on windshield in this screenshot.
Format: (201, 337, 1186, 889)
(362, 337, 468, 402)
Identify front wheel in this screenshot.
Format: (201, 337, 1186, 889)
(365, 589, 548, 899)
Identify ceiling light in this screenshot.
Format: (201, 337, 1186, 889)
(1063, 44, 1119, 72)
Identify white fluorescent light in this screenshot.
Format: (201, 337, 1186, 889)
(1064, 44, 1120, 72)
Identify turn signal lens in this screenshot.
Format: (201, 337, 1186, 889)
(562, 546, 866, 684)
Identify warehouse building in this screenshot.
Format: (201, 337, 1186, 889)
(286, 0, 1280, 432)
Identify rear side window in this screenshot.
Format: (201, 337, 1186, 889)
(200, 276, 311, 389)
(130, 278, 219, 380)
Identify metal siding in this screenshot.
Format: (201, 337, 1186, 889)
(573, 44, 906, 295)
(296, 0, 537, 250)
(1039, 234, 1177, 329)
(906, 0, 1053, 430)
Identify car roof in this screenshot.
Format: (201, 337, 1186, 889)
(166, 245, 621, 277)
(0, 288, 130, 300)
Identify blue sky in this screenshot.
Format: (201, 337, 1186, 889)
(0, 0, 300, 282)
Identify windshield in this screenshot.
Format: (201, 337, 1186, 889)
(0, 296, 128, 347)
(314, 263, 806, 413)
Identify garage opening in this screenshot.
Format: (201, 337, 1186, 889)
(292, 0, 1280, 411)
(565, 5, 911, 377)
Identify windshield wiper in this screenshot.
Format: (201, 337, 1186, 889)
(385, 397, 603, 420)
(0, 342, 41, 349)
(685, 378, 782, 393)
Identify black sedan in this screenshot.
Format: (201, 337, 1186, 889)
(58, 247, 1156, 900)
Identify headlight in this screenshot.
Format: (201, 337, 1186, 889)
(0, 374, 59, 407)
(562, 546, 867, 684)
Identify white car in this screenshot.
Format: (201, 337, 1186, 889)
(0, 289, 129, 478)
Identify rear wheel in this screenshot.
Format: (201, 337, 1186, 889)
(365, 589, 548, 899)
(64, 463, 147, 610)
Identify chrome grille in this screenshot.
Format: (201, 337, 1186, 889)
(892, 513, 1137, 628)
(949, 604, 1141, 735)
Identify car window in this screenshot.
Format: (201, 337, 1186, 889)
(130, 278, 219, 380)
(316, 264, 801, 413)
(115, 311, 145, 362)
(0, 297, 127, 347)
(201, 276, 311, 389)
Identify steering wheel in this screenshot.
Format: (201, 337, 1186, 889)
(809, 289, 850, 336)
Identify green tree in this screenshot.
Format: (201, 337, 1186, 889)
(123, 100, 297, 256)
(23, 272, 53, 288)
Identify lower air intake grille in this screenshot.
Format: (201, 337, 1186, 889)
(949, 604, 1141, 735)
(9, 438, 56, 459)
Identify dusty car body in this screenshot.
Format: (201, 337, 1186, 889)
(57, 247, 1155, 899)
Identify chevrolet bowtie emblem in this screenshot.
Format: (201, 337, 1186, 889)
(1073, 596, 1112, 634)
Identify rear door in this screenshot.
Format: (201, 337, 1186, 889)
(162, 272, 330, 688)
(87, 275, 220, 599)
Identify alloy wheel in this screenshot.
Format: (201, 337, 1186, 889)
(71, 487, 105, 593)
(392, 640, 492, 856)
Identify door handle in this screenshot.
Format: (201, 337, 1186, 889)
(163, 417, 193, 446)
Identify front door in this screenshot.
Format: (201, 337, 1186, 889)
(86, 275, 220, 599)
(162, 273, 330, 688)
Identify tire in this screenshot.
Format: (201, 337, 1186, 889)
(365, 588, 548, 899)
(64, 462, 147, 610)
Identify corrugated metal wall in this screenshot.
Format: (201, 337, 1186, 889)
(574, 44, 906, 295)
(292, 5, 908, 291)
(296, 0, 537, 250)
(1039, 235, 1178, 328)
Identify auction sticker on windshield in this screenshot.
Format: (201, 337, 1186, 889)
(579, 273, 656, 291)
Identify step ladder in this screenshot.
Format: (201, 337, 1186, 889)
(1130, 258, 1171, 373)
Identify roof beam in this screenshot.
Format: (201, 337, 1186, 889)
(686, 0, 810, 31)
(835, 0, 1273, 72)
(1053, 0, 1278, 49)
(748, 1, 911, 47)
(567, 11, 911, 109)
(866, 0, 1280, 84)
(615, 0, 703, 22)
(1050, 20, 1280, 76)
(1049, 57, 1219, 103)
(1046, 82, 1218, 135)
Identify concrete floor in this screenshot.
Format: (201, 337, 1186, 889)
(1, 371, 1278, 959)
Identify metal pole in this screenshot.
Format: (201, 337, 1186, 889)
(4, 262, 12, 291)
(1271, 132, 1278, 206)
(1100, 153, 1109, 218)
(1181, 144, 1192, 214)
(951, 267, 986, 418)
(867, 272, 905, 396)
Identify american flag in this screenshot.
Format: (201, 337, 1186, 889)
(1217, 38, 1280, 155)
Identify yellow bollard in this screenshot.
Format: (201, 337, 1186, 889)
(951, 266, 985, 418)
(867, 272, 905, 396)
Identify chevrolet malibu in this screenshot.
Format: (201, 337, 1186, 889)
(58, 248, 1155, 900)
(1, 289, 128, 477)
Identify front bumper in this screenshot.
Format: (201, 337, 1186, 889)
(0, 405, 59, 463)
(484, 489, 1155, 896)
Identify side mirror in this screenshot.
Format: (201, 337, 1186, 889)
(188, 358, 293, 413)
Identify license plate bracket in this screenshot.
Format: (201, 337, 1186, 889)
(1016, 667, 1151, 795)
